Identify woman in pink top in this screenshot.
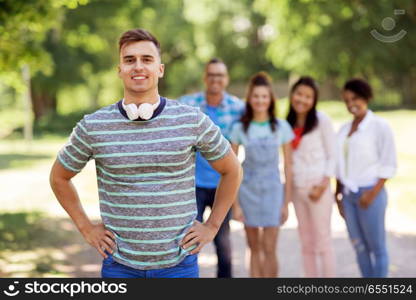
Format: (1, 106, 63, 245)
(286, 76, 336, 277)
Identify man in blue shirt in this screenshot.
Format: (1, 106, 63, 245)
(179, 58, 245, 277)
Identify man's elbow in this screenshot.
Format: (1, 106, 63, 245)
(212, 151, 243, 182)
(49, 163, 61, 190)
(49, 160, 72, 189)
(224, 156, 243, 183)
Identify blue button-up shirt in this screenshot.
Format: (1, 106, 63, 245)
(179, 91, 245, 188)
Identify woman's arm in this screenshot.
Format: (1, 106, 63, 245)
(320, 113, 337, 181)
(231, 143, 239, 155)
(359, 120, 396, 209)
(335, 180, 343, 200)
(335, 180, 345, 218)
(281, 142, 293, 225)
(309, 114, 336, 201)
(230, 143, 244, 222)
(359, 178, 387, 209)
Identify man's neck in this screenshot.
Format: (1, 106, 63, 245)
(123, 89, 159, 105)
(205, 91, 224, 107)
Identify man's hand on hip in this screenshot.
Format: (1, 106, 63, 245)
(81, 222, 116, 258)
(180, 220, 218, 255)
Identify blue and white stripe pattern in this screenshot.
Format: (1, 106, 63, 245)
(178, 92, 245, 140)
(57, 97, 230, 270)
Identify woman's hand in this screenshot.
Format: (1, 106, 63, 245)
(359, 189, 377, 209)
(280, 204, 289, 225)
(334, 192, 345, 219)
(308, 184, 326, 202)
(309, 177, 329, 202)
(232, 205, 245, 223)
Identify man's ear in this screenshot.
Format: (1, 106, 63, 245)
(117, 65, 121, 78)
(159, 64, 165, 78)
(224, 74, 230, 87)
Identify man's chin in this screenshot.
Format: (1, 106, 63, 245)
(127, 86, 152, 94)
(207, 88, 223, 95)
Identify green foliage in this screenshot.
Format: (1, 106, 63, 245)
(32, 110, 90, 137)
(0, 0, 88, 89)
(257, 0, 416, 106)
(1, 0, 415, 136)
(0, 0, 285, 128)
(0, 81, 26, 138)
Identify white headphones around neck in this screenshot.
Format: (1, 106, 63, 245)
(122, 97, 160, 120)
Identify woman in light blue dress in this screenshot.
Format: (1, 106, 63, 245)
(230, 72, 294, 277)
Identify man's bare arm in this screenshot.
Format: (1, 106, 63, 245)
(49, 159, 115, 258)
(206, 149, 243, 229)
(181, 150, 242, 254)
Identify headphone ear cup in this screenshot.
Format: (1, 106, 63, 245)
(125, 103, 139, 120)
(137, 103, 154, 120)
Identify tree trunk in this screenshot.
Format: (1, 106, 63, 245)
(22, 65, 33, 144)
(31, 83, 57, 121)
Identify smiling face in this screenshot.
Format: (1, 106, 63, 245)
(249, 85, 272, 114)
(342, 89, 368, 118)
(118, 41, 164, 97)
(204, 62, 229, 95)
(290, 84, 315, 116)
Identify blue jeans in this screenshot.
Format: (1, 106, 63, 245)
(196, 187, 232, 278)
(342, 186, 389, 277)
(101, 254, 199, 278)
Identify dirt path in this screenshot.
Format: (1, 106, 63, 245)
(65, 206, 416, 278)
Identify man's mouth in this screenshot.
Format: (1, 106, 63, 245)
(132, 75, 147, 80)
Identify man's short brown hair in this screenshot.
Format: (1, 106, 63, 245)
(118, 28, 161, 56)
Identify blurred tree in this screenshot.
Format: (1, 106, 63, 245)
(28, 0, 279, 121)
(256, 0, 416, 106)
(0, 0, 88, 90)
(30, 0, 199, 120)
(30, 0, 123, 120)
(5, 0, 414, 129)
(183, 0, 285, 90)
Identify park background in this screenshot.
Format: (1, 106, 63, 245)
(0, 0, 415, 277)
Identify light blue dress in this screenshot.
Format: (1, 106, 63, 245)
(230, 119, 294, 227)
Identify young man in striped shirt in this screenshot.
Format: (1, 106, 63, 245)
(49, 28, 242, 278)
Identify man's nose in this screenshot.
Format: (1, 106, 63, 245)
(210, 78, 223, 85)
(132, 60, 145, 72)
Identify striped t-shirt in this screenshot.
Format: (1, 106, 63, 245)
(57, 97, 231, 270)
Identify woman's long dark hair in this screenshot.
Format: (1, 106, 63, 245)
(286, 76, 319, 135)
(241, 72, 277, 133)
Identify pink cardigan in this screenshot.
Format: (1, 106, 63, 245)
(292, 111, 337, 188)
